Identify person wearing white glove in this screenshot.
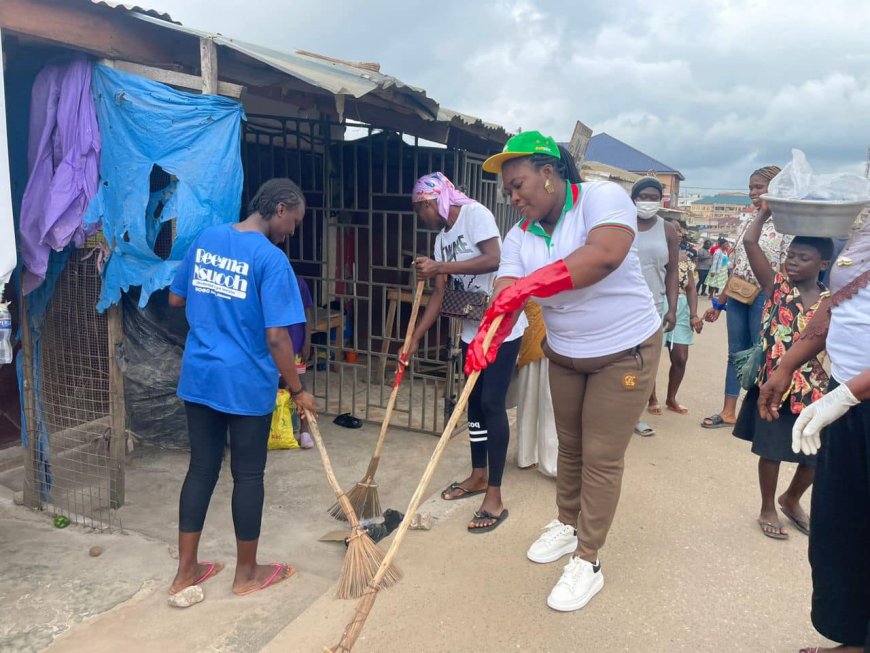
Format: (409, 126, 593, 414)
(758, 216, 870, 653)
(792, 383, 860, 456)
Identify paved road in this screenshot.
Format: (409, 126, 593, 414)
(266, 314, 832, 653)
(0, 313, 833, 652)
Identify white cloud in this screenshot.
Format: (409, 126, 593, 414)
(142, 0, 870, 189)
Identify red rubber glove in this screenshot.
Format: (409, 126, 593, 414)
(465, 260, 574, 374)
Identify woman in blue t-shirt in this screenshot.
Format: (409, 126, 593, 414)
(168, 179, 316, 597)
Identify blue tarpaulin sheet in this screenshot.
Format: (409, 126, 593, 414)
(83, 64, 246, 311)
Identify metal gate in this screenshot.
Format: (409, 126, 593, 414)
(241, 116, 513, 434)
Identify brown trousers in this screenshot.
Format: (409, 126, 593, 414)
(545, 330, 662, 561)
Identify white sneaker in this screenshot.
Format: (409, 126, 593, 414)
(527, 519, 578, 563)
(547, 556, 604, 612)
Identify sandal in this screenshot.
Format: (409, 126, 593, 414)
(333, 413, 363, 429)
(758, 519, 789, 540)
(647, 402, 663, 416)
(634, 422, 655, 437)
(779, 505, 810, 536)
(701, 414, 734, 429)
(468, 509, 509, 533)
(441, 482, 486, 501)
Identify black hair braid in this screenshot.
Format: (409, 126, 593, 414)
(527, 144, 582, 184)
(247, 178, 305, 220)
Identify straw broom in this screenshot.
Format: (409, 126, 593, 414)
(325, 316, 504, 652)
(328, 280, 426, 521)
(304, 409, 402, 599)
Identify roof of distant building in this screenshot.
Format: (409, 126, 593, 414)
(585, 133, 684, 181)
(692, 194, 753, 206)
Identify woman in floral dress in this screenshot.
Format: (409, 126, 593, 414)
(733, 208, 833, 540)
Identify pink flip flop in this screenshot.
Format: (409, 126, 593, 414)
(234, 563, 296, 597)
(169, 561, 224, 595)
(193, 561, 224, 586)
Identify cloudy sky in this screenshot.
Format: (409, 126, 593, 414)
(145, 0, 869, 192)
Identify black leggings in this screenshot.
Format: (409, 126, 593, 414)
(179, 401, 272, 541)
(460, 337, 521, 487)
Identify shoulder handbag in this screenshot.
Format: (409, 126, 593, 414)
(725, 275, 761, 305)
(724, 219, 762, 304)
(440, 286, 489, 322)
(733, 301, 775, 391)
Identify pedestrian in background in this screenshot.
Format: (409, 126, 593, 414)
(702, 166, 791, 430)
(695, 239, 713, 295)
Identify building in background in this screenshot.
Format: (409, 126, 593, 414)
(585, 133, 685, 207)
(689, 193, 753, 238)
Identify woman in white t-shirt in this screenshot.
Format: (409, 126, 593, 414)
(759, 217, 870, 653)
(408, 172, 527, 534)
(466, 131, 662, 613)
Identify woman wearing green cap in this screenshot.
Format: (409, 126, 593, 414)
(466, 131, 662, 612)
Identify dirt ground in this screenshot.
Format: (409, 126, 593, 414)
(0, 313, 834, 652)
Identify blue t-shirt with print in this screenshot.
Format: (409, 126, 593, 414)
(171, 224, 305, 416)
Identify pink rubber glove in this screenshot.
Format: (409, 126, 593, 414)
(465, 260, 574, 374)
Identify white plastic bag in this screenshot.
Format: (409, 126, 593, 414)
(769, 149, 870, 201)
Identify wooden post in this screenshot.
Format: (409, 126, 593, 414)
(17, 295, 40, 510)
(106, 303, 126, 508)
(199, 37, 218, 95)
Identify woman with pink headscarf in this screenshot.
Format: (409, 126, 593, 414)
(408, 172, 527, 534)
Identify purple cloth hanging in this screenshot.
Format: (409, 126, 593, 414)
(19, 57, 101, 295)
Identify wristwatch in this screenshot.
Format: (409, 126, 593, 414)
(290, 383, 307, 398)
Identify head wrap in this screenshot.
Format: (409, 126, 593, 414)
(751, 165, 781, 182)
(630, 176, 664, 201)
(412, 172, 475, 221)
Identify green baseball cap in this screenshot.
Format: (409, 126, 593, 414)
(483, 130, 561, 174)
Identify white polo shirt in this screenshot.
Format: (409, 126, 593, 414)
(497, 181, 661, 359)
(827, 233, 870, 383)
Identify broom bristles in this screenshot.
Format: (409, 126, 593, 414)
(328, 480, 381, 522)
(336, 528, 401, 600)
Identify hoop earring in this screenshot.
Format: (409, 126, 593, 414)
(544, 178, 555, 194)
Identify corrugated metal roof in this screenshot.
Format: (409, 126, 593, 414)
(129, 12, 437, 118)
(586, 133, 685, 180)
(86, 3, 507, 143)
(437, 107, 511, 143)
(89, 0, 176, 23)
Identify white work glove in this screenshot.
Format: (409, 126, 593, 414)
(792, 384, 860, 455)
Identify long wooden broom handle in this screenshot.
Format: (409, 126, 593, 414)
(330, 316, 505, 653)
(305, 410, 361, 530)
(366, 316, 501, 590)
(370, 280, 426, 462)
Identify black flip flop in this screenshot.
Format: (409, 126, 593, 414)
(701, 414, 734, 429)
(779, 506, 810, 536)
(333, 413, 363, 429)
(468, 509, 509, 534)
(441, 482, 485, 501)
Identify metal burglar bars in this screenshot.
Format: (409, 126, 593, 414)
(242, 115, 512, 434)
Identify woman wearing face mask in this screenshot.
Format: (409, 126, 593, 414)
(408, 172, 527, 534)
(466, 131, 662, 612)
(631, 176, 680, 433)
(702, 166, 791, 429)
